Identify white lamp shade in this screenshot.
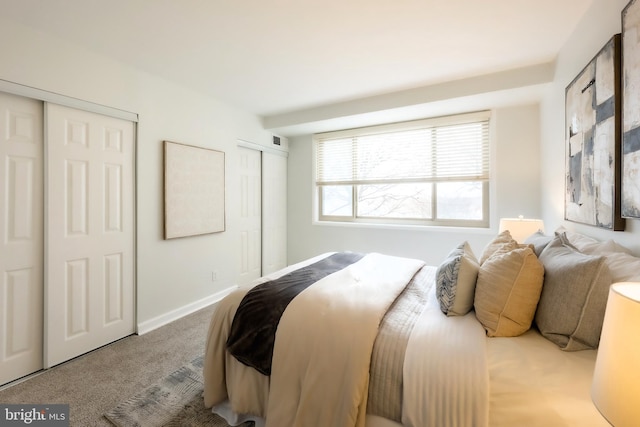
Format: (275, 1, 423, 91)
(591, 282, 640, 427)
(498, 217, 544, 243)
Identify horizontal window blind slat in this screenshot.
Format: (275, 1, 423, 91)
(317, 176, 489, 186)
(316, 118, 489, 184)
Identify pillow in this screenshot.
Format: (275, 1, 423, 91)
(535, 235, 612, 351)
(588, 239, 634, 255)
(479, 230, 518, 264)
(554, 226, 600, 253)
(553, 227, 632, 255)
(435, 242, 480, 316)
(474, 246, 544, 337)
(524, 230, 553, 257)
(599, 251, 640, 283)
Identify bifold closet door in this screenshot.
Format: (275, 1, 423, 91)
(0, 93, 43, 385)
(45, 103, 135, 368)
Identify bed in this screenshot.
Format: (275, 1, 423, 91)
(203, 229, 638, 427)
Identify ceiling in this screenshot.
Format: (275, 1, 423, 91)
(3, 0, 594, 133)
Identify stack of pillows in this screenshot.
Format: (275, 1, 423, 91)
(435, 227, 640, 351)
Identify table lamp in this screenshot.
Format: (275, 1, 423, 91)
(498, 216, 544, 243)
(591, 282, 640, 427)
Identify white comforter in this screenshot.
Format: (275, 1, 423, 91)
(203, 254, 489, 427)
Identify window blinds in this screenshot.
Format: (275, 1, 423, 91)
(316, 113, 490, 186)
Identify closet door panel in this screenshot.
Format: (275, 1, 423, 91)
(237, 147, 262, 285)
(262, 152, 287, 275)
(45, 103, 134, 368)
(0, 93, 43, 385)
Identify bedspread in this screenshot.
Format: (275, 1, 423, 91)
(227, 251, 365, 375)
(203, 255, 489, 427)
(264, 253, 424, 427)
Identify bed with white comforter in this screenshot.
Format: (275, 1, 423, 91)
(203, 229, 626, 427)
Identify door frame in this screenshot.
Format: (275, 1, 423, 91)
(0, 79, 137, 122)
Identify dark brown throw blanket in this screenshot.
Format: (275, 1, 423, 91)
(226, 252, 365, 375)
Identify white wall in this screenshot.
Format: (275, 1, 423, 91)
(287, 104, 542, 265)
(0, 19, 274, 328)
(540, 0, 640, 255)
(288, 0, 640, 264)
(4, 0, 634, 332)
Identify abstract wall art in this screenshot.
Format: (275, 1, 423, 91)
(565, 34, 624, 230)
(164, 140, 225, 239)
(622, 0, 640, 218)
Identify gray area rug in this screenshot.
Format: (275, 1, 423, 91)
(104, 356, 253, 427)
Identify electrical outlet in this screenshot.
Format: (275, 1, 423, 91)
(211, 271, 218, 281)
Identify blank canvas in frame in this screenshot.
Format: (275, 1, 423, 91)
(623, 0, 640, 218)
(164, 141, 225, 239)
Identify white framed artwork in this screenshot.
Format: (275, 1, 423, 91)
(164, 140, 225, 239)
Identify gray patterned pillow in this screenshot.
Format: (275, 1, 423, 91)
(535, 234, 612, 351)
(436, 242, 480, 316)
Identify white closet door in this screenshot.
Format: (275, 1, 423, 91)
(262, 152, 287, 275)
(237, 147, 262, 285)
(45, 103, 135, 368)
(0, 93, 43, 385)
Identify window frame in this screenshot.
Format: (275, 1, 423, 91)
(313, 111, 491, 228)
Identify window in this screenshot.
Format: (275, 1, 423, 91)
(314, 111, 490, 227)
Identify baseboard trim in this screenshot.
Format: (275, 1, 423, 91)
(136, 285, 238, 335)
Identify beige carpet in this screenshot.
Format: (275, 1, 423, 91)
(0, 304, 221, 426)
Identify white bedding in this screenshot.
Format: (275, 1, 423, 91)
(486, 328, 608, 427)
(367, 326, 609, 427)
(402, 285, 488, 427)
(204, 256, 608, 427)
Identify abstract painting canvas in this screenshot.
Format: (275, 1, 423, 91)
(164, 141, 225, 239)
(565, 34, 624, 230)
(622, 0, 640, 218)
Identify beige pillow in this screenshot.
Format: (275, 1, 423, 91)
(479, 230, 518, 264)
(474, 246, 544, 337)
(535, 235, 611, 351)
(435, 242, 480, 316)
